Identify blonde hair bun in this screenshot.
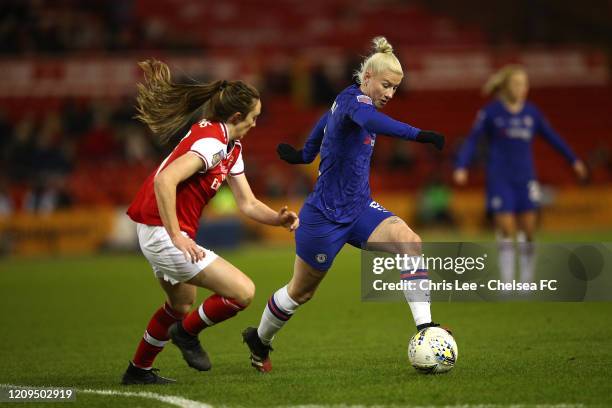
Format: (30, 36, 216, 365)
(354, 36, 403, 84)
(372, 36, 393, 54)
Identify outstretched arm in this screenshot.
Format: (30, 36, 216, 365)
(453, 110, 487, 185)
(455, 110, 487, 170)
(349, 103, 444, 150)
(536, 111, 588, 180)
(227, 173, 299, 231)
(302, 111, 329, 163)
(537, 112, 577, 163)
(277, 111, 329, 164)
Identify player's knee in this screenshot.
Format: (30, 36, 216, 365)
(168, 301, 193, 315)
(394, 228, 422, 253)
(234, 280, 256, 307)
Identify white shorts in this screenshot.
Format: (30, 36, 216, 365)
(136, 223, 218, 285)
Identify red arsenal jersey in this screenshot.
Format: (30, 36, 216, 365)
(127, 119, 244, 238)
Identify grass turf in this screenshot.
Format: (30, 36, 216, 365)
(1, 242, 611, 407)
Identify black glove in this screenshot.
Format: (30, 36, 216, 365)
(277, 143, 306, 164)
(416, 130, 445, 151)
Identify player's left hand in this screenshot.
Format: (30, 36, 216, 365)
(278, 205, 299, 231)
(573, 160, 588, 181)
(415, 130, 445, 151)
(277, 143, 306, 164)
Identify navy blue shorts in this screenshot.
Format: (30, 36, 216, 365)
(295, 200, 394, 271)
(487, 179, 541, 213)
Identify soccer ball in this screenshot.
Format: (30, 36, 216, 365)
(408, 327, 458, 373)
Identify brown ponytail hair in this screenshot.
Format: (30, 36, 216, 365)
(135, 59, 260, 144)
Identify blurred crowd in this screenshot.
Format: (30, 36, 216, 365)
(0, 0, 200, 54)
(0, 0, 610, 221)
(0, 98, 159, 214)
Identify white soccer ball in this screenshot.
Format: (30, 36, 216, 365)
(408, 327, 458, 374)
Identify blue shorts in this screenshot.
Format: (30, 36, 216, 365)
(295, 200, 394, 271)
(487, 179, 541, 213)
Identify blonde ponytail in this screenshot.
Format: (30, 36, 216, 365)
(482, 65, 526, 97)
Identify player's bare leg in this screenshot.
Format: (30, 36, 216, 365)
(287, 256, 327, 303)
(245, 256, 326, 372)
(159, 279, 197, 315)
(517, 211, 538, 282)
(187, 257, 255, 306)
(169, 257, 255, 371)
(367, 216, 436, 329)
(495, 213, 518, 284)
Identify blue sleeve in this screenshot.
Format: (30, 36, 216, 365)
(348, 98, 420, 140)
(455, 110, 487, 169)
(535, 107, 577, 163)
(301, 111, 329, 164)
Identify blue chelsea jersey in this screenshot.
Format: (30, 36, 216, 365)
(301, 85, 420, 223)
(455, 100, 577, 183)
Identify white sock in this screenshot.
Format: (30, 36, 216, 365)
(497, 235, 515, 283)
(400, 255, 431, 327)
(257, 285, 299, 345)
(517, 232, 536, 283)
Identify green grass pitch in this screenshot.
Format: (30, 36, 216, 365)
(1, 242, 611, 407)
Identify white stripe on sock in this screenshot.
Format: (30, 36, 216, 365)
(143, 330, 167, 348)
(197, 303, 215, 326)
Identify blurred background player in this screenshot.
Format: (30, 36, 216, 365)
(121, 60, 298, 384)
(241, 37, 446, 373)
(453, 65, 588, 284)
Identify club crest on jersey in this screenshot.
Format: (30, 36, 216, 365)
(315, 253, 328, 264)
(357, 95, 373, 105)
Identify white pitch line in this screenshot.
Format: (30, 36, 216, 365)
(0, 384, 212, 408)
(79, 388, 213, 408)
(0, 385, 586, 408)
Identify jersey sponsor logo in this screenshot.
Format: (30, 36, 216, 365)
(210, 176, 223, 191)
(357, 95, 373, 105)
(509, 117, 523, 127)
(315, 253, 328, 264)
(505, 127, 532, 141)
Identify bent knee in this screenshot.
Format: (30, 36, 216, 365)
(167, 301, 194, 316)
(233, 279, 256, 307)
(392, 229, 422, 253)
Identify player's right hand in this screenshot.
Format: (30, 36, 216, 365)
(453, 169, 468, 186)
(171, 234, 205, 264)
(277, 143, 306, 164)
(415, 130, 445, 151)
(573, 160, 588, 182)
